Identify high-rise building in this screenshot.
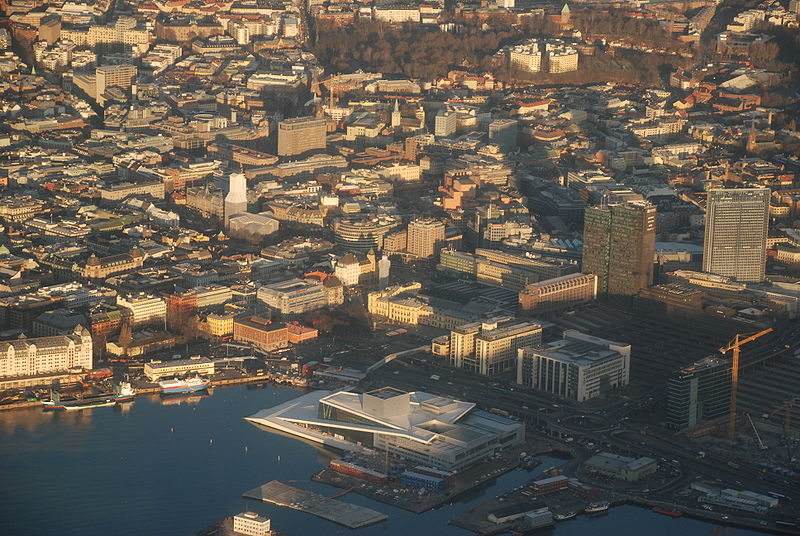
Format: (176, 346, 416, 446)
(582, 202, 656, 297)
(434, 111, 457, 138)
(224, 172, 248, 229)
(450, 317, 541, 376)
(277, 116, 327, 156)
(407, 218, 445, 259)
(666, 356, 731, 430)
(702, 187, 769, 282)
(516, 330, 630, 402)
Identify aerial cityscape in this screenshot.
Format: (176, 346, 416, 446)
(0, 0, 798, 533)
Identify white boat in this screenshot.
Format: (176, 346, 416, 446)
(585, 502, 609, 514)
(555, 511, 577, 520)
(159, 376, 211, 395)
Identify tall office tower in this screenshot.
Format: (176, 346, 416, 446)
(407, 217, 445, 259)
(702, 187, 770, 282)
(224, 172, 248, 229)
(582, 201, 656, 297)
(277, 116, 327, 156)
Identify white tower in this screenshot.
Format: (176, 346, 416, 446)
(224, 172, 248, 229)
(391, 99, 401, 128)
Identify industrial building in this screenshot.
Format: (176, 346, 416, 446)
(143, 356, 214, 381)
(246, 387, 525, 471)
(583, 452, 657, 481)
(516, 330, 630, 402)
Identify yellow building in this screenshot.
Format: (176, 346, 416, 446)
(206, 313, 235, 337)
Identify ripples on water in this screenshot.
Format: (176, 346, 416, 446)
(0, 385, 763, 536)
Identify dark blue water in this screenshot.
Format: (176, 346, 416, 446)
(0, 384, 766, 535)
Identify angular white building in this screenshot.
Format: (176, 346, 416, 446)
(246, 387, 524, 471)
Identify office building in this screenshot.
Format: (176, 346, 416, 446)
(407, 218, 446, 259)
(277, 116, 327, 156)
(450, 317, 542, 376)
(246, 387, 525, 471)
(516, 330, 630, 402)
(233, 512, 272, 536)
(96, 63, 137, 97)
(488, 119, 518, 149)
(519, 273, 597, 314)
(435, 111, 457, 138)
(582, 202, 656, 297)
(116, 293, 167, 327)
(702, 187, 770, 282)
(0, 326, 93, 379)
(224, 172, 248, 229)
(666, 356, 731, 430)
(256, 277, 343, 314)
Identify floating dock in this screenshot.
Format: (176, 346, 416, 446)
(242, 480, 388, 529)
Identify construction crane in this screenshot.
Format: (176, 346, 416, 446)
(719, 328, 773, 440)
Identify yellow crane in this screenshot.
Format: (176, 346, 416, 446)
(719, 328, 773, 440)
(767, 398, 797, 459)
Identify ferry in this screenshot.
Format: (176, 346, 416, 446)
(554, 511, 577, 521)
(159, 376, 211, 395)
(585, 502, 609, 514)
(115, 382, 136, 402)
(652, 507, 682, 518)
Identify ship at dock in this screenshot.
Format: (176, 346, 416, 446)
(42, 382, 137, 410)
(584, 502, 609, 514)
(554, 511, 577, 521)
(158, 376, 211, 395)
(652, 507, 682, 518)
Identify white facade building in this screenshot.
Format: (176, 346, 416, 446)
(0, 326, 93, 378)
(233, 512, 271, 536)
(517, 330, 630, 402)
(116, 293, 167, 327)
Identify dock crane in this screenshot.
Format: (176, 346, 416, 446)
(719, 328, 773, 440)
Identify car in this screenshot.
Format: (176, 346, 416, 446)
(721, 515, 729, 520)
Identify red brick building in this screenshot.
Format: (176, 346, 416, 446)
(233, 315, 288, 351)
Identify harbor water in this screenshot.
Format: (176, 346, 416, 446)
(0, 384, 767, 535)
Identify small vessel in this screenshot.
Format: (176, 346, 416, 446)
(652, 507, 682, 518)
(42, 391, 117, 411)
(159, 376, 211, 395)
(585, 502, 609, 514)
(554, 511, 577, 521)
(114, 381, 135, 402)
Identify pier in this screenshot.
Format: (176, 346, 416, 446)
(242, 480, 388, 529)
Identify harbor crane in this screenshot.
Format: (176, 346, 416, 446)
(719, 328, 773, 440)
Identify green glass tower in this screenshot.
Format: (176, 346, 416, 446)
(582, 202, 656, 297)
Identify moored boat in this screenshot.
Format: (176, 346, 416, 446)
(159, 376, 211, 395)
(115, 381, 136, 402)
(652, 507, 682, 518)
(554, 511, 577, 521)
(585, 502, 609, 514)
